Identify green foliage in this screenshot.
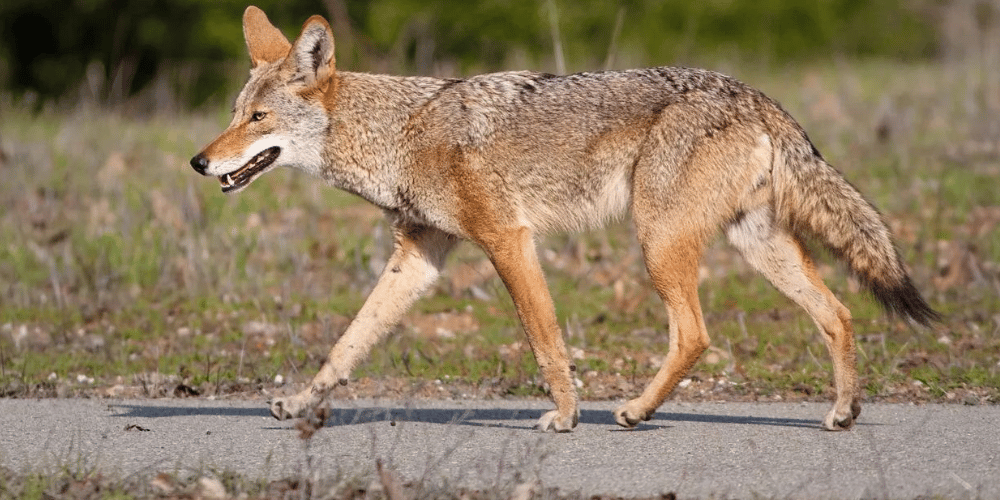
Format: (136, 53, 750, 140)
(622, 0, 935, 64)
(0, 0, 935, 108)
(0, 0, 328, 107)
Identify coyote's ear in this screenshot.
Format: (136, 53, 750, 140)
(243, 6, 291, 68)
(284, 15, 336, 87)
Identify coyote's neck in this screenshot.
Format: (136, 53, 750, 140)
(320, 71, 447, 211)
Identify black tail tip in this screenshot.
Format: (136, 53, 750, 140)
(869, 276, 941, 326)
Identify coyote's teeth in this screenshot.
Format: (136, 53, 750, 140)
(219, 173, 235, 188)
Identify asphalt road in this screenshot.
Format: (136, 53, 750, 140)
(0, 398, 997, 499)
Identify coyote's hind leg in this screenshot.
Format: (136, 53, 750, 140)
(615, 229, 710, 427)
(726, 208, 860, 430)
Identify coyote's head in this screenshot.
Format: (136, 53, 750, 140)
(190, 6, 336, 193)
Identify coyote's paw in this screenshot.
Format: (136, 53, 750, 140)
(537, 408, 578, 432)
(822, 405, 856, 431)
(268, 392, 318, 421)
(614, 400, 653, 428)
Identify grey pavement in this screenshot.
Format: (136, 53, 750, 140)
(0, 398, 997, 499)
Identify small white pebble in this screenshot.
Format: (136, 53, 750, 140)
(274, 374, 284, 385)
(197, 477, 226, 500)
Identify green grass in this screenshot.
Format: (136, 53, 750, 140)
(1, 57, 998, 405)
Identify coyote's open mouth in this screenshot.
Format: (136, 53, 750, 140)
(219, 146, 281, 193)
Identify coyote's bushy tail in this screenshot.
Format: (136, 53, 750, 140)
(772, 131, 940, 326)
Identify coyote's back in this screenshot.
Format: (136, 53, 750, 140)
(401, 67, 778, 233)
(191, 6, 938, 433)
(415, 65, 937, 327)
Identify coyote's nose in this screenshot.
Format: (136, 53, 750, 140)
(190, 153, 209, 175)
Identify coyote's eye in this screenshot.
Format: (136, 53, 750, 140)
(250, 111, 267, 122)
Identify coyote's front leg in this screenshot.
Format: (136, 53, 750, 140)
(269, 223, 456, 420)
(479, 226, 579, 432)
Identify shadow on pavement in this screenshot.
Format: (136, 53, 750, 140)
(110, 404, 270, 418)
(108, 402, 828, 430)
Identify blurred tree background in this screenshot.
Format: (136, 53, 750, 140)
(0, 0, 944, 112)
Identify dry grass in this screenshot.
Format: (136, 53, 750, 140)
(0, 56, 998, 410)
(0, 465, 671, 500)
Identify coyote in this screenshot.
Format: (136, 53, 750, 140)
(191, 6, 938, 432)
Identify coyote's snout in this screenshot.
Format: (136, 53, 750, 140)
(192, 6, 938, 432)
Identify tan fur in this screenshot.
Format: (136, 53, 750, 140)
(243, 7, 290, 67)
(191, 7, 937, 431)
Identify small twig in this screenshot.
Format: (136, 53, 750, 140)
(237, 335, 247, 381)
(203, 352, 213, 394)
(806, 345, 823, 370)
(603, 7, 625, 70)
(546, 0, 566, 75)
(376, 459, 408, 500)
(294, 405, 330, 441)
